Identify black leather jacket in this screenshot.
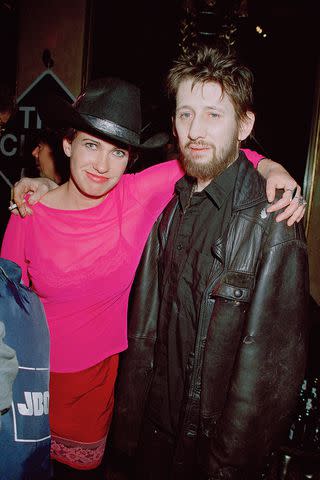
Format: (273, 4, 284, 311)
(113, 158, 309, 479)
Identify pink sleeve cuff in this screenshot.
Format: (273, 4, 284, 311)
(241, 148, 265, 169)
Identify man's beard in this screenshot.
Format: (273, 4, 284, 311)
(179, 135, 239, 182)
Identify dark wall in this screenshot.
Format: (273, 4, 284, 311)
(244, 0, 318, 186)
(0, 1, 18, 86)
(90, 0, 181, 134)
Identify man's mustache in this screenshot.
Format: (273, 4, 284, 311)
(185, 141, 213, 149)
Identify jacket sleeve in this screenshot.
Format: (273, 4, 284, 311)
(0, 321, 19, 429)
(199, 223, 309, 479)
(112, 215, 162, 457)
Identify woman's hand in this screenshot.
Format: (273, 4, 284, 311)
(10, 177, 58, 217)
(257, 159, 306, 226)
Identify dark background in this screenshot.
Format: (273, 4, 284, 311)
(90, 0, 318, 186)
(1, 0, 318, 184)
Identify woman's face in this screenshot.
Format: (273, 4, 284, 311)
(63, 131, 129, 199)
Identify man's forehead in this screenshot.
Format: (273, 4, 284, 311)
(176, 79, 230, 108)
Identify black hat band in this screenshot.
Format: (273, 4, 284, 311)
(79, 114, 140, 145)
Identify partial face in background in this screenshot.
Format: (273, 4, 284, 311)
(63, 131, 129, 199)
(0, 110, 11, 125)
(174, 79, 254, 181)
(32, 142, 61, 184)
(0, 110, 11, 134)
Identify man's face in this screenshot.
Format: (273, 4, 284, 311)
(174, 79, 252, 182)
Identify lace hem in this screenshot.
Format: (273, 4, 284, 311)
(51, 434, 106, 470)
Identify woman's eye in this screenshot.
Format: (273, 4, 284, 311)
(113, 150, 127, 158)
(85, 142, 97, 150)
(208, 112, 219, 118)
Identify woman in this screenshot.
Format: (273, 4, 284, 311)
(1, 77, 303, 478)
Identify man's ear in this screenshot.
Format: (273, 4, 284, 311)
(238, 111, 255, 142)
(62, 138, 72, 157)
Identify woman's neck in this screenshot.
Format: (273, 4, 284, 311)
(39, 181, 109, 211)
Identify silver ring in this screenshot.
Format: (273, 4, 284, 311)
(295, 196, 306, 207)
(8, 202, 18, 212)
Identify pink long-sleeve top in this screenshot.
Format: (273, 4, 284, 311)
(1, 153, 261, 373)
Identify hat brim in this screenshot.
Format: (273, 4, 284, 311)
(37, 95, 168, 149)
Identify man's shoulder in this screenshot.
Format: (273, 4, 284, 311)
(233, 155, 267, 211)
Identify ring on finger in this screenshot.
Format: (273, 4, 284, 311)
(8, 201, 18, 212)
(293, 196, 307, 207)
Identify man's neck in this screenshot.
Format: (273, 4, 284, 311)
(195, 179, 211, 192)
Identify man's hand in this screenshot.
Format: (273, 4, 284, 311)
(11, 177, 58, 217)
(257, 159, 306, 226)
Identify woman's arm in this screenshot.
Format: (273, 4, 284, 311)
(1, 215, 29, 286)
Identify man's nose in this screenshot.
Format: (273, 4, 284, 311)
(188, 116, 206, 140)
(32, 146, 39, 158)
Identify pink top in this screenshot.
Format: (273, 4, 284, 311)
(1, 152, 261, 373)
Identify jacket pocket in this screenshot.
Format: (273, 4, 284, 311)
(200, 273, 254, 425)
(211, 271, 255, 303)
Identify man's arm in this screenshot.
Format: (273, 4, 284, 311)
(0, 322, 19, 429)
(11, 177, 58, 217)
(200, 223, 309, 479)
(11, 157, 305, 224)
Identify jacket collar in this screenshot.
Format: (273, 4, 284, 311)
(232, 151, 267, 212)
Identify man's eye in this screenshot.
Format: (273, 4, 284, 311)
(178, 112, 192, 120)
(208, 112, 219, 118)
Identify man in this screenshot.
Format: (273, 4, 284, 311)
(112, 46, 309, 480)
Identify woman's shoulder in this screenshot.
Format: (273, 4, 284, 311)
(36, 184, 65, 209)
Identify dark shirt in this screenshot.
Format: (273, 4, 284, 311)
(146, 157, 240, 437)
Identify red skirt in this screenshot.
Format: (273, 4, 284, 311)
(50, 354, 119, 470)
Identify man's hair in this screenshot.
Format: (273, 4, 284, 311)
(167, 46, 254, 121)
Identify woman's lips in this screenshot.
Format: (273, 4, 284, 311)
(86, 172, 109, 183)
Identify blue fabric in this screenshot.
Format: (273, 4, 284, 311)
(0, 258, 51, 479)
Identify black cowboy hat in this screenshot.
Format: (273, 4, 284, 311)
(37, 77, 168, 149)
